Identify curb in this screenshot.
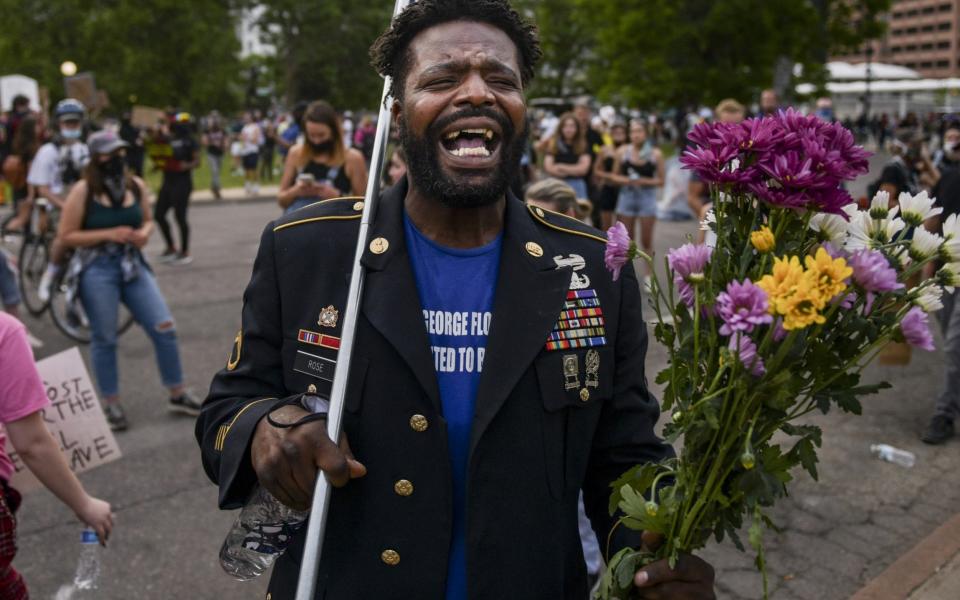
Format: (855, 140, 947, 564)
(850, 512, 960, 600)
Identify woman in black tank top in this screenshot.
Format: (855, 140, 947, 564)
(594, 122, 627, 230)
(58, 130, 197, 432)
(277, 100, 369, 214)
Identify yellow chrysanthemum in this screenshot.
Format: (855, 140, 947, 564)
(779, 277, 828, 330)
(804, 247, 852, 302)
(750, 226, 776, 253)
(756, 256, 806, 315)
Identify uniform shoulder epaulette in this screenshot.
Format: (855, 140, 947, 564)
(273, 196, 365, 232)
(525, 204, 607, 244)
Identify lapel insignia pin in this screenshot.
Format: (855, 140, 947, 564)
(585, 349, 600, 388)
(579, 387, 590, 402)
(563, 354, 580, 390)
(525, 241, 544, 257)
(318, 305, 339, 328)
(370, 237, 390, 255)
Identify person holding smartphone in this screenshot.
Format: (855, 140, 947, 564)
(276, 100, 368, 214)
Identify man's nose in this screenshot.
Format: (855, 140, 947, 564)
(454, 72, 495, 107)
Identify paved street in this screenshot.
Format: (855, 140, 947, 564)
(6, 186, 959, 599)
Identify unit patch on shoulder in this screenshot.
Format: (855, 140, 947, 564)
(226, 330, 242, 370)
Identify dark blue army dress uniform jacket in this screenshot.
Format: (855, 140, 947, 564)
(196, 179, 673, 599)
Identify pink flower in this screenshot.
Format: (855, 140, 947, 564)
(716, 280, 773, 336)
(604, 221, 633, 281)
(667, 244, 713, 307)
(900, 307, 935, 351)
(729, 335, 766, 377)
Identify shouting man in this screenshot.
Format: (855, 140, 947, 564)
(197, 1, 715, 598)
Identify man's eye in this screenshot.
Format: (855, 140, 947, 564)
(425, 79, 456, 88)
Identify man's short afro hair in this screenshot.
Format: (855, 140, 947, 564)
(370, 0, 542, 102)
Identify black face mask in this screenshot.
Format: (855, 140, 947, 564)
(307, 139, 335, 155)
(100, 156, 127, 207)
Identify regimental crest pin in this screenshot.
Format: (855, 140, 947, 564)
(585, 349, 600, 388)
(563, 354, 580, 390)
(318, 305, 339, 328)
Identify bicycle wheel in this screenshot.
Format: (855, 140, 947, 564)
(17, 235, 50, 316)
(49, 270, 136, 344)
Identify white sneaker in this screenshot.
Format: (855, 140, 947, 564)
(37, 269, 55, 303)
(25, 331, 44, 349)
(172, 254, 193, 265)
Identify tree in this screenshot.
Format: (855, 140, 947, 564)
(516, 0, 891, 109)
(252, 0, 393, 110)
(0, 0, 243, 113)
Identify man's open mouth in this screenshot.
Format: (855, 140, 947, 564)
(440, 127, 501, 159)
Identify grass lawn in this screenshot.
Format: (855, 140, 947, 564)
(142, 153, 284, 193)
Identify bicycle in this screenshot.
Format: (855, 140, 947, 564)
(15, 197, 134, 343)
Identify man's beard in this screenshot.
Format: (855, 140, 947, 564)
(398, 106, 527, 208)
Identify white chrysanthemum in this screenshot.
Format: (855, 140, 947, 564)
(913, 284, 944, 312)
(943, 213, 960, 261)
(898, 190, 943, 227)
(937, 262, 960, 293)
(869, 190, 892, 219)
(700, 208, 716, 232)
(909, 228, 944, 261)
(809, 212, 849, 245)
(844, 211, 874, 251)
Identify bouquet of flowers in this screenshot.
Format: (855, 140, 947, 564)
(597, 109, 958, 599)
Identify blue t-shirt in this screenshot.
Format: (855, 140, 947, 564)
(279, 122, 300, 157)
(404, 214, 502, 600)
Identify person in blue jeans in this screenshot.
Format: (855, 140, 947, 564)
(56, 130, 200, 431)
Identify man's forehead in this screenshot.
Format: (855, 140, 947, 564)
(409, 20, 519, 71)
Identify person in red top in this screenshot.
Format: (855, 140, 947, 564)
(0, 313, 113, 597)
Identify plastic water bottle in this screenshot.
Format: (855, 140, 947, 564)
(73, 528, 101, 590)
(219, 485, 309, 580)
(870, 444, 916, 468)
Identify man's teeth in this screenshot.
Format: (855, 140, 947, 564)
(444, 128, 495, 140)
(449, 146, 491, 157)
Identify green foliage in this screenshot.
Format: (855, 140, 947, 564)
(0, 0, 243, 112)
(252, 0, 393, 109)
(518, 0, 891, 108)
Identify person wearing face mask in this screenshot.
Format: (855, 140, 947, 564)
(155, 113, 199, 265)
(56, 130, 200, 431)
(26, 98, 91, 303)
(277, 100, 368, 214)
(932, 123, 960, 174)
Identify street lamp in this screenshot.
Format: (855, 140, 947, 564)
(60, 61, 78, 77)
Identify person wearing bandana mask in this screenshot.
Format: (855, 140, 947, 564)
(56, 130, 200, 431)
(933, 123, 960, 174)
(277, 100, 368, 214)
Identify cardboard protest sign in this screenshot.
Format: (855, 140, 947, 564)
(0, 75, 40, 112)
(63, 73, 98, 111)
(4, 347, 122, 493)
(130, 105, 166, 129)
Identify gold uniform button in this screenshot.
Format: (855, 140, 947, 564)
(266, 594, 272, 600)
(394, 479, 414, 496)
(409, 414, 429, 432)
(307, 384, 317, 394)
(525, 242, 543, 257)
(370, 237, 389, 255)
(579, 388, 590, 402)
(534, 207, 545, 217)
(353, 201, 364, 211)
(381, 549, 400, 565)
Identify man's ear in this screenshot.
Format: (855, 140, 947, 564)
(390, 99, 402, 127)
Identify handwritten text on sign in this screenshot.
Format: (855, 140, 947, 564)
(4, 347, 121, 493)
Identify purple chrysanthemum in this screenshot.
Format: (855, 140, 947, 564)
(604, 222, 632, 281)
(716, 280, 773, 336)
(771, 318, 788, 342)
(900, 307, 935, 351)
(848, 249, 904, 314)
(729, 335, 766, 377)
(667, 243, 713, 307)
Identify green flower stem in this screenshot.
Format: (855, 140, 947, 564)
(693, 292, 702, 392)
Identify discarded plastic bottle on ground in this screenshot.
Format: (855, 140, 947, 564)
(870, 444, 916, 468)
(73, 528, 101, 590)
(219, 485, 309, 580)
